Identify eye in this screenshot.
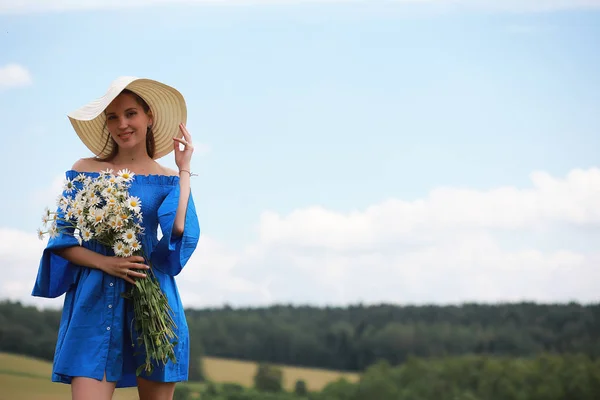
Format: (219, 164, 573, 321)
(126, 111, 137, 118)
(107, 115, 116, 120)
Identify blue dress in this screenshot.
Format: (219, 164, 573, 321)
(31, 170, 201, 388)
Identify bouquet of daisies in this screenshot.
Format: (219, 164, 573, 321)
(38, 169, 177, 376)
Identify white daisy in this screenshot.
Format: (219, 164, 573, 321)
(80, 227, 93, 242)
(121, 245, 133, 257)
(63, 178, 75, 193)
(108, 216, 118, 229)
(37, 228, 44, 240)
(75, 191, 86, 204)
(113, 241, 125, 256)
(48, 224, 59, 239)
(130, 240, 141, 252)
(58, 196, 69, 212)
(118, 211, 130, 222)
(135, 223, 145, 234)
(118, 168, 135, 182)
(95, 224, 107, 236)
(125, 196, 141, 214)
(100, 168, 114, 177)
(87, 192, 100, 207)
(102, 185, 115, 197)
(105, 196, 118, 208)
(121, 229, 137, 244)
(88, 207, 105, 226)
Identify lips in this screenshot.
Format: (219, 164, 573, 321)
(119, 132, 133, 140)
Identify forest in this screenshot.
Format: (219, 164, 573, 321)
(2, 300, 599, 399)
(185, 301, 600, 371)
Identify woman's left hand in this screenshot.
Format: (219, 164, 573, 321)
(173, 123, 194, 170)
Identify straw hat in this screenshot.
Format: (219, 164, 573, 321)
(67, 76, 187, 159)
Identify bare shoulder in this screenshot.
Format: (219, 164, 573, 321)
(71, 157, 108, 173)
(160, 165, 180, 177)
(150, 161, 179, 177)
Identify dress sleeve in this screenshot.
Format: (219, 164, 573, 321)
(150, 185, 200, 276)
(31, 184, 81, 298)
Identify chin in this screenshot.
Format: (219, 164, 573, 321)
(116, 137, 141, 148)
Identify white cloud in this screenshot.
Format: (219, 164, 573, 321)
(0, 228, 63, 309)
(262, 168, 600, 245)
(0, 64, 33, 89)
(3, 167, 600, 310)
(0, 0, 599, 14)
(207, 167, 600, 306)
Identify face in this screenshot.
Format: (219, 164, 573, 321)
(105, 92, 153, 152)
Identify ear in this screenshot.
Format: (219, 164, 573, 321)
(148, 111, 154, 127)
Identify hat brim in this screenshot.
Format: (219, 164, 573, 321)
(67, 76, 187, 160)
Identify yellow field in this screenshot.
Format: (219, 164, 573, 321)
(0, 353, 139, 400)
(0, 352, 360, 399)
(203, 356, 360, 391)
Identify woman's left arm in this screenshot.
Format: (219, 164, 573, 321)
(172, 122, 195, 237)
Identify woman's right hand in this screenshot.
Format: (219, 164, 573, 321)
(99, 255, 150, 285)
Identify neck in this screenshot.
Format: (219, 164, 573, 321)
(112, 146, 151, 166)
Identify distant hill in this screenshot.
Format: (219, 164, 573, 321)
(0, 351, 358, 399)
(2, 300, 599, 373)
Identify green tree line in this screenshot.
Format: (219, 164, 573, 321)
(174, 354, 600, 400)
(1, 300, 599, 373)
(188, 301, 600, 371)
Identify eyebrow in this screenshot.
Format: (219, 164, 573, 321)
(106, 107, 138, 116)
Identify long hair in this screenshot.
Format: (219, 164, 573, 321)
(96, 89, 156, 161)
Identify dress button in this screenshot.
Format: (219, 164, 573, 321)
(108, 304, 112, 309)
(107, 326, 111, 331)
(109, 282, 114, 287)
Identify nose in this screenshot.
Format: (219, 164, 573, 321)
(118, 117, 128, 130)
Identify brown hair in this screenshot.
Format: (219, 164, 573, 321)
(96, 89, 156, 161)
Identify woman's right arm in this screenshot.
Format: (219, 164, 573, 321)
(55, 247, 149, 285)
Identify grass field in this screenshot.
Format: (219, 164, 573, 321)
(0, 353, 140, 400)
(0, 352, 360, 399)
(202, 356, 359, 391)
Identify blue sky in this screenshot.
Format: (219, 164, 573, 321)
(1, 1, 599, 308)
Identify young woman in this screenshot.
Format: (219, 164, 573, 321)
(32, 76, 201, 400)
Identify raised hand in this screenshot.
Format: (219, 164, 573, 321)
(173, 122, 194, 171)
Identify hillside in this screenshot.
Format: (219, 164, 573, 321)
(0, 352, 138, 400)
(0, 352, 358, 399)
(4, 351, 600, 400)
(4, 300, 598, 375)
